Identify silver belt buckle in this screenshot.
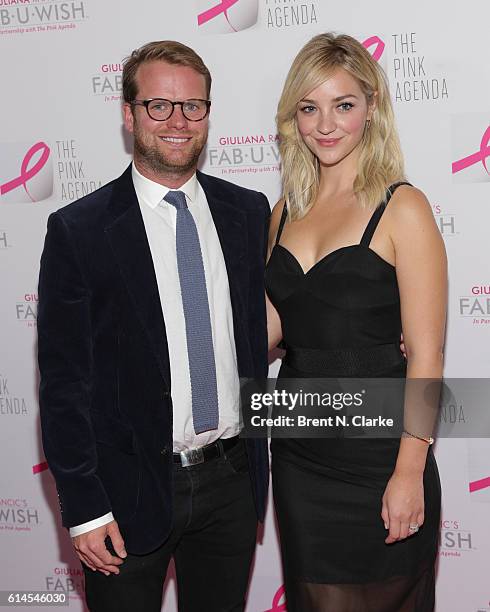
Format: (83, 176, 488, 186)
(180, 447, 205, 468)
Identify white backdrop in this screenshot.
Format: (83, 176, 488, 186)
(1, 1, 489, 610)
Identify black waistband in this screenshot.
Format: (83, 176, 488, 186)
(283, 343, 404, 377)
(173, 435, 240, 466)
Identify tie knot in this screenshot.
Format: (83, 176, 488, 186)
(164, 190, 187, 210)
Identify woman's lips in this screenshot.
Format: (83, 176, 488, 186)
(316, 137, 342, 147)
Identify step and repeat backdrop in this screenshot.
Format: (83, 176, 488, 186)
(1, 1, 489, 610)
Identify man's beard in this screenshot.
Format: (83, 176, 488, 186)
(133, 125, 206, 178)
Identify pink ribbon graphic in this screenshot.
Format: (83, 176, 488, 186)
(198, 0, 240, 31)
(0, 141, 50, 203)
(264, 585, 287, 612)
(362, 35, 385, 62)
(469, 476, 490, 493)
(32, 462, 49, 475)
(452, 125, 490, 175)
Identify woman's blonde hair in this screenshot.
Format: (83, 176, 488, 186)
(277, 33, 405, 219)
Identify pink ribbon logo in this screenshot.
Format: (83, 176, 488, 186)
(452, 125, 490, 175)
(32, 462, 49, 475)
(469, 475, 490, 493)
(0, 141, 51, 203)
(362, 35, 385, 62)
(198, 0, 240, 29)
(264, 585, 287, 612)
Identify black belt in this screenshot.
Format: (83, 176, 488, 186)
(173, 435, 240, 467)
(284, 343, 405, 377)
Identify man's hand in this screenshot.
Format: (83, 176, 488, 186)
(72, 520, 127, 576)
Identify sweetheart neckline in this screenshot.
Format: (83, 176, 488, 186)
(272, 243, 395, 276)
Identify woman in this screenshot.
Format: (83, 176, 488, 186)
(266, 33, 446, 611)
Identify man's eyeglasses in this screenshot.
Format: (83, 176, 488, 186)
(131, 98, 211, 122)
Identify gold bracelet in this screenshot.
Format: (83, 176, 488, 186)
(403, 429, 434, 445)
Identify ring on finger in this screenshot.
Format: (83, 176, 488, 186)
(408, 523, 419, 533)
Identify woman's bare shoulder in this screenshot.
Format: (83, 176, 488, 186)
(386, 184, 445, 263)
(388, 185, 433, 221)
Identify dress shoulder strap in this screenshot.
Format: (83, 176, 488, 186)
(360, 181, 412, 247)
(275, 202, 288, 246)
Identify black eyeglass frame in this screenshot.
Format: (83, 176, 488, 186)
(130, 98, 211, 122)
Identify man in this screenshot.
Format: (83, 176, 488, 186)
(38, 41, 270, 612)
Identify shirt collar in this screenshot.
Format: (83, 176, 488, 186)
(131, 162, 199, 209)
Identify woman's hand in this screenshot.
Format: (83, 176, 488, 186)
(381, 469, 424, 544)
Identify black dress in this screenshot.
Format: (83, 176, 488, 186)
(265, 184, 441, 612)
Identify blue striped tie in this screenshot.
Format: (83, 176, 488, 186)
(164, 190, 219, 434)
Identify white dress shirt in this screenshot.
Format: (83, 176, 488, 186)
(70, 164, 240, 537)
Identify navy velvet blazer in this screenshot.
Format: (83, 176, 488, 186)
(38, 165, 270, 554)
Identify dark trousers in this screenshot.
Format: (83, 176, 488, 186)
(83, 440, 258, 612)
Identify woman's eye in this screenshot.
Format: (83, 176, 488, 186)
(299, 105, 316, 114)
(338, 102, 354, 111)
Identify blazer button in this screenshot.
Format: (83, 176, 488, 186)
(160, 447, 169, 456)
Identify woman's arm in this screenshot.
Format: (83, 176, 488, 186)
(267, 294, 283, 351)
(381, 185, 447, 544)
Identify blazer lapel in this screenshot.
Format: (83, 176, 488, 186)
(197, 171, 251, 375)
(103, 166, 171, 389)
